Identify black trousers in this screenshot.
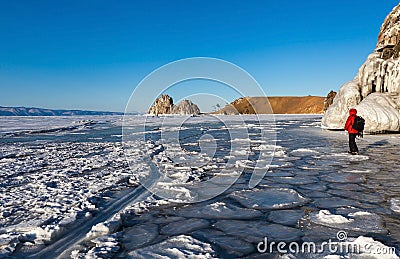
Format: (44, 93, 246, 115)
(349, 133, 358, 153)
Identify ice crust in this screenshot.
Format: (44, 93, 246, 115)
(1, 115, 399, 258)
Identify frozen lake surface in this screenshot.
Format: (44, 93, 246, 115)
(0, 115, 399, 258)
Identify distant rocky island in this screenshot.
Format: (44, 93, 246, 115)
(147, 94, 201, 115)
(323, 4, 400, 133)
(0, 106, 124, 116)
(148, 94, 331, 115)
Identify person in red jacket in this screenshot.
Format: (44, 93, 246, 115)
(344, 108, 359, 155)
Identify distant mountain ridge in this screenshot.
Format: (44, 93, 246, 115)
(0, 106, 125, 116)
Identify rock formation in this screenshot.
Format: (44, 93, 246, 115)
(322, 4, 400, 133)
(324, 90, 337, 112)
(147, 95, 200, 115)
(214, 96, 325, 115)
(147, 94, 174, 115)
(170, 99, 200, 115)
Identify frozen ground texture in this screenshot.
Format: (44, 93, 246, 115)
(0, 115, 400, 258)
(322, 4, 400, 133)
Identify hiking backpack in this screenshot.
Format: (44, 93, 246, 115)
(352, 116, 365, 132)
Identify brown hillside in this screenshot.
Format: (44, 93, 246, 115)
(214, 96, 325, 114)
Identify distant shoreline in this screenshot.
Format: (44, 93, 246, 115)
(0, 106, 126, 116)
(1, 94, 326, 116)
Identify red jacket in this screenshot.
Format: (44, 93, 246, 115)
(345, 109, 359, 134)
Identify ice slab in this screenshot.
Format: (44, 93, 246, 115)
(268, 176, 319, 185)
(193, 229, 254, 257)
(160, 218, 209, 235)
(120, 224, 159, 251)
(327, 189, 384, 204)
(309, 209, 387, 234)
(298, 183, 328, 192)
(302, 224, 351, 243)
(390, 198, 400, 213)
(213, 220, 303, 243)
(165, 201, 263, 219)
(322, 173, 365, 184)
(267, 210, 304, 226)
(314, 197, 358, 209)
(229, 188, 309, 210)
(313, 210, 354, 224)
(127, 235, 216, 258)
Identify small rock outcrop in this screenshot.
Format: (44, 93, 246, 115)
(147, 95, 200, 115)
(322, 4, 400, 133)
(323, 90, 337, 112)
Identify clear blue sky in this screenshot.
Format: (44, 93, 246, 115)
(0, 0, 399, 112)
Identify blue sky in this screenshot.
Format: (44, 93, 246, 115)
(0, 0, 399, 112)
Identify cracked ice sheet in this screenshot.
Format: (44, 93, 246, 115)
(4, 115, 400, 258)
(0, 138, 154, 256)
(0, 115, 123, 134)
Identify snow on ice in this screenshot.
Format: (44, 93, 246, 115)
(1, 115, 400, 258)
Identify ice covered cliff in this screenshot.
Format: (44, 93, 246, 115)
(147, 94, 200, 115)
(322, 4, 400, 133)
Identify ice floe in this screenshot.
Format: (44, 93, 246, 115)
(165, 201, 263, 219)
(213, 220, 303, 242)
(309, 209, 387, 234)
(390, 198, 400, 213)
(229, 188, 309, 210)
(160, 218, 209, 235)
(267, 210, 305, 226)
(192, 229, 254, 257)
(120, 224, 158, 250)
